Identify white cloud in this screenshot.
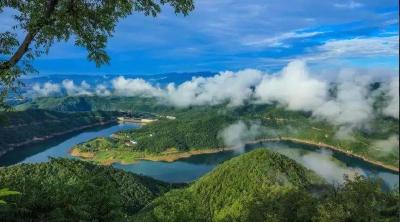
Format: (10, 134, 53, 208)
(313, 71, 374, 129)
(165, 69, 263, 107)
(297, 150, 364, 183)
(95, 84, 111, 96)
(267, 145, 365, 184)
(62, 80, 92, 96)
(112, 76, 163, 97)
(382, 76, 399, 119)
(307, 36, 399, 61)
(371, 135, 399, 156)
(255, 60, 328, 111)
(334, 1, 363, 9)
(27, 60, 398, 135)
(31, 82, 61, 97)
(218, 120, 264, 151)
(243, 31, 323, 47)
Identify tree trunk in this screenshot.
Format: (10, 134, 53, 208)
(6, 32, 36, 68)
(0, 0, 59, 71)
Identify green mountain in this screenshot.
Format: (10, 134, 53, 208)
(134, 149, 399, 222)
(15, 96, 174, 113)
(0, 150, 397, 221)
(71, 100, 399, 168)
(134, 149, 325, 221)
(0, 158, 178, 221)
(0, 109, 118, 156)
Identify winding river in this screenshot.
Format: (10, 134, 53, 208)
(0, 123, 398, 189)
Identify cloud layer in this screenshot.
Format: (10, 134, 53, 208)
(218, 121, 265, 151)
(165, 69, 263, 107)
(31, 60, 399, 125)
(29, 61, 399, 156)
(383, 76, 400, 119)
(255, 60, 327, 111)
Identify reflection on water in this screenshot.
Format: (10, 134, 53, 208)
(0, 123, 138, 165)
(115, 161, 215, 183)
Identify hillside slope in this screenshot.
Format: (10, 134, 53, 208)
(0, 158, 178, 221)
(134, 149, 399, 222)
(15, 96, 174, 113)
(134, 149, 325, 221)
(72, 102, 399, 169)
(0, 109, 118, 156)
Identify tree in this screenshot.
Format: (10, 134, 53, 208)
(315, 176, 400, 221)
(0, 0, 194, 109)
(0, 188, 20, 205)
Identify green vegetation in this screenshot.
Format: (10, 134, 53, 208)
(70, 100, 399, 168)
(0, 1, 194, 109)
(0, 188, 20, 205)
(0, 109, 118, 156)
(134, 149, 399, 221)
(15, 96, 176, 113)
(71, 105, 238, 164)
(0, 158, 178, 221)
(1, 149, 397, 221)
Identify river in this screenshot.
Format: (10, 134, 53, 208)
(1, 123, 398, 189)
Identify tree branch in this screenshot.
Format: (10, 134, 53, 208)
(1, 0, 59, 70)
(7, 32, 36, 68)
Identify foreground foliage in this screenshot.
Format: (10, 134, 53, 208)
(0, 158, 177, 221)
(134, 149, 399, 222)
(0, 150, 398, 221)
(0, 1, 194, 109)
(0, 188, 20, 205)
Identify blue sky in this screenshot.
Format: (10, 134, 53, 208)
(1, 0, 399, 75)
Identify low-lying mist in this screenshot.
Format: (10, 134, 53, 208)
(218, 121, 265, 151)
(29, 60, 399, 153)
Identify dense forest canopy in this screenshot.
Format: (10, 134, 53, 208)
(0, 0, 398, 221)
(0, 158, 178, 221)
(64, 97, 399, 168)
(0, 109, 118, 155)
(134, 149, 399, 221)
(0, 149, 398, 221)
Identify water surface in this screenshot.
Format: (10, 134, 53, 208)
(0, 123, 138, 165)
(114, 142, 399, 189)
(1, 123, 398, 189)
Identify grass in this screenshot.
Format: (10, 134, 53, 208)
(71, 146, 227, 165)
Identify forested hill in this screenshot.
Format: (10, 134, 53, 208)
(73, 102, 399, 168)
(134, 149, 399, 221)
(0, 149, 397, 221)
(0, 109, 118, 156)
(15, 96, 176, 113)
(0, 158, 178, 221)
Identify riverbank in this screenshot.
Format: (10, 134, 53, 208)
(0, 120, 117, 157)
(247, 137, 399, 173)
(70, 147, 232, 165)
(71, 136, 399, 173)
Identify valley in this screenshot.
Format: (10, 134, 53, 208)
(45, 96, 398, 171)
(1, 95, 399, 221)
(1, 1, 398, 221)
(1, 96, 398, 188)
(1, 148, 398, 221)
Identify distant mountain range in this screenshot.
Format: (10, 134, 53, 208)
(21, 71, 216, 87)
(5, 71, 216, 104)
